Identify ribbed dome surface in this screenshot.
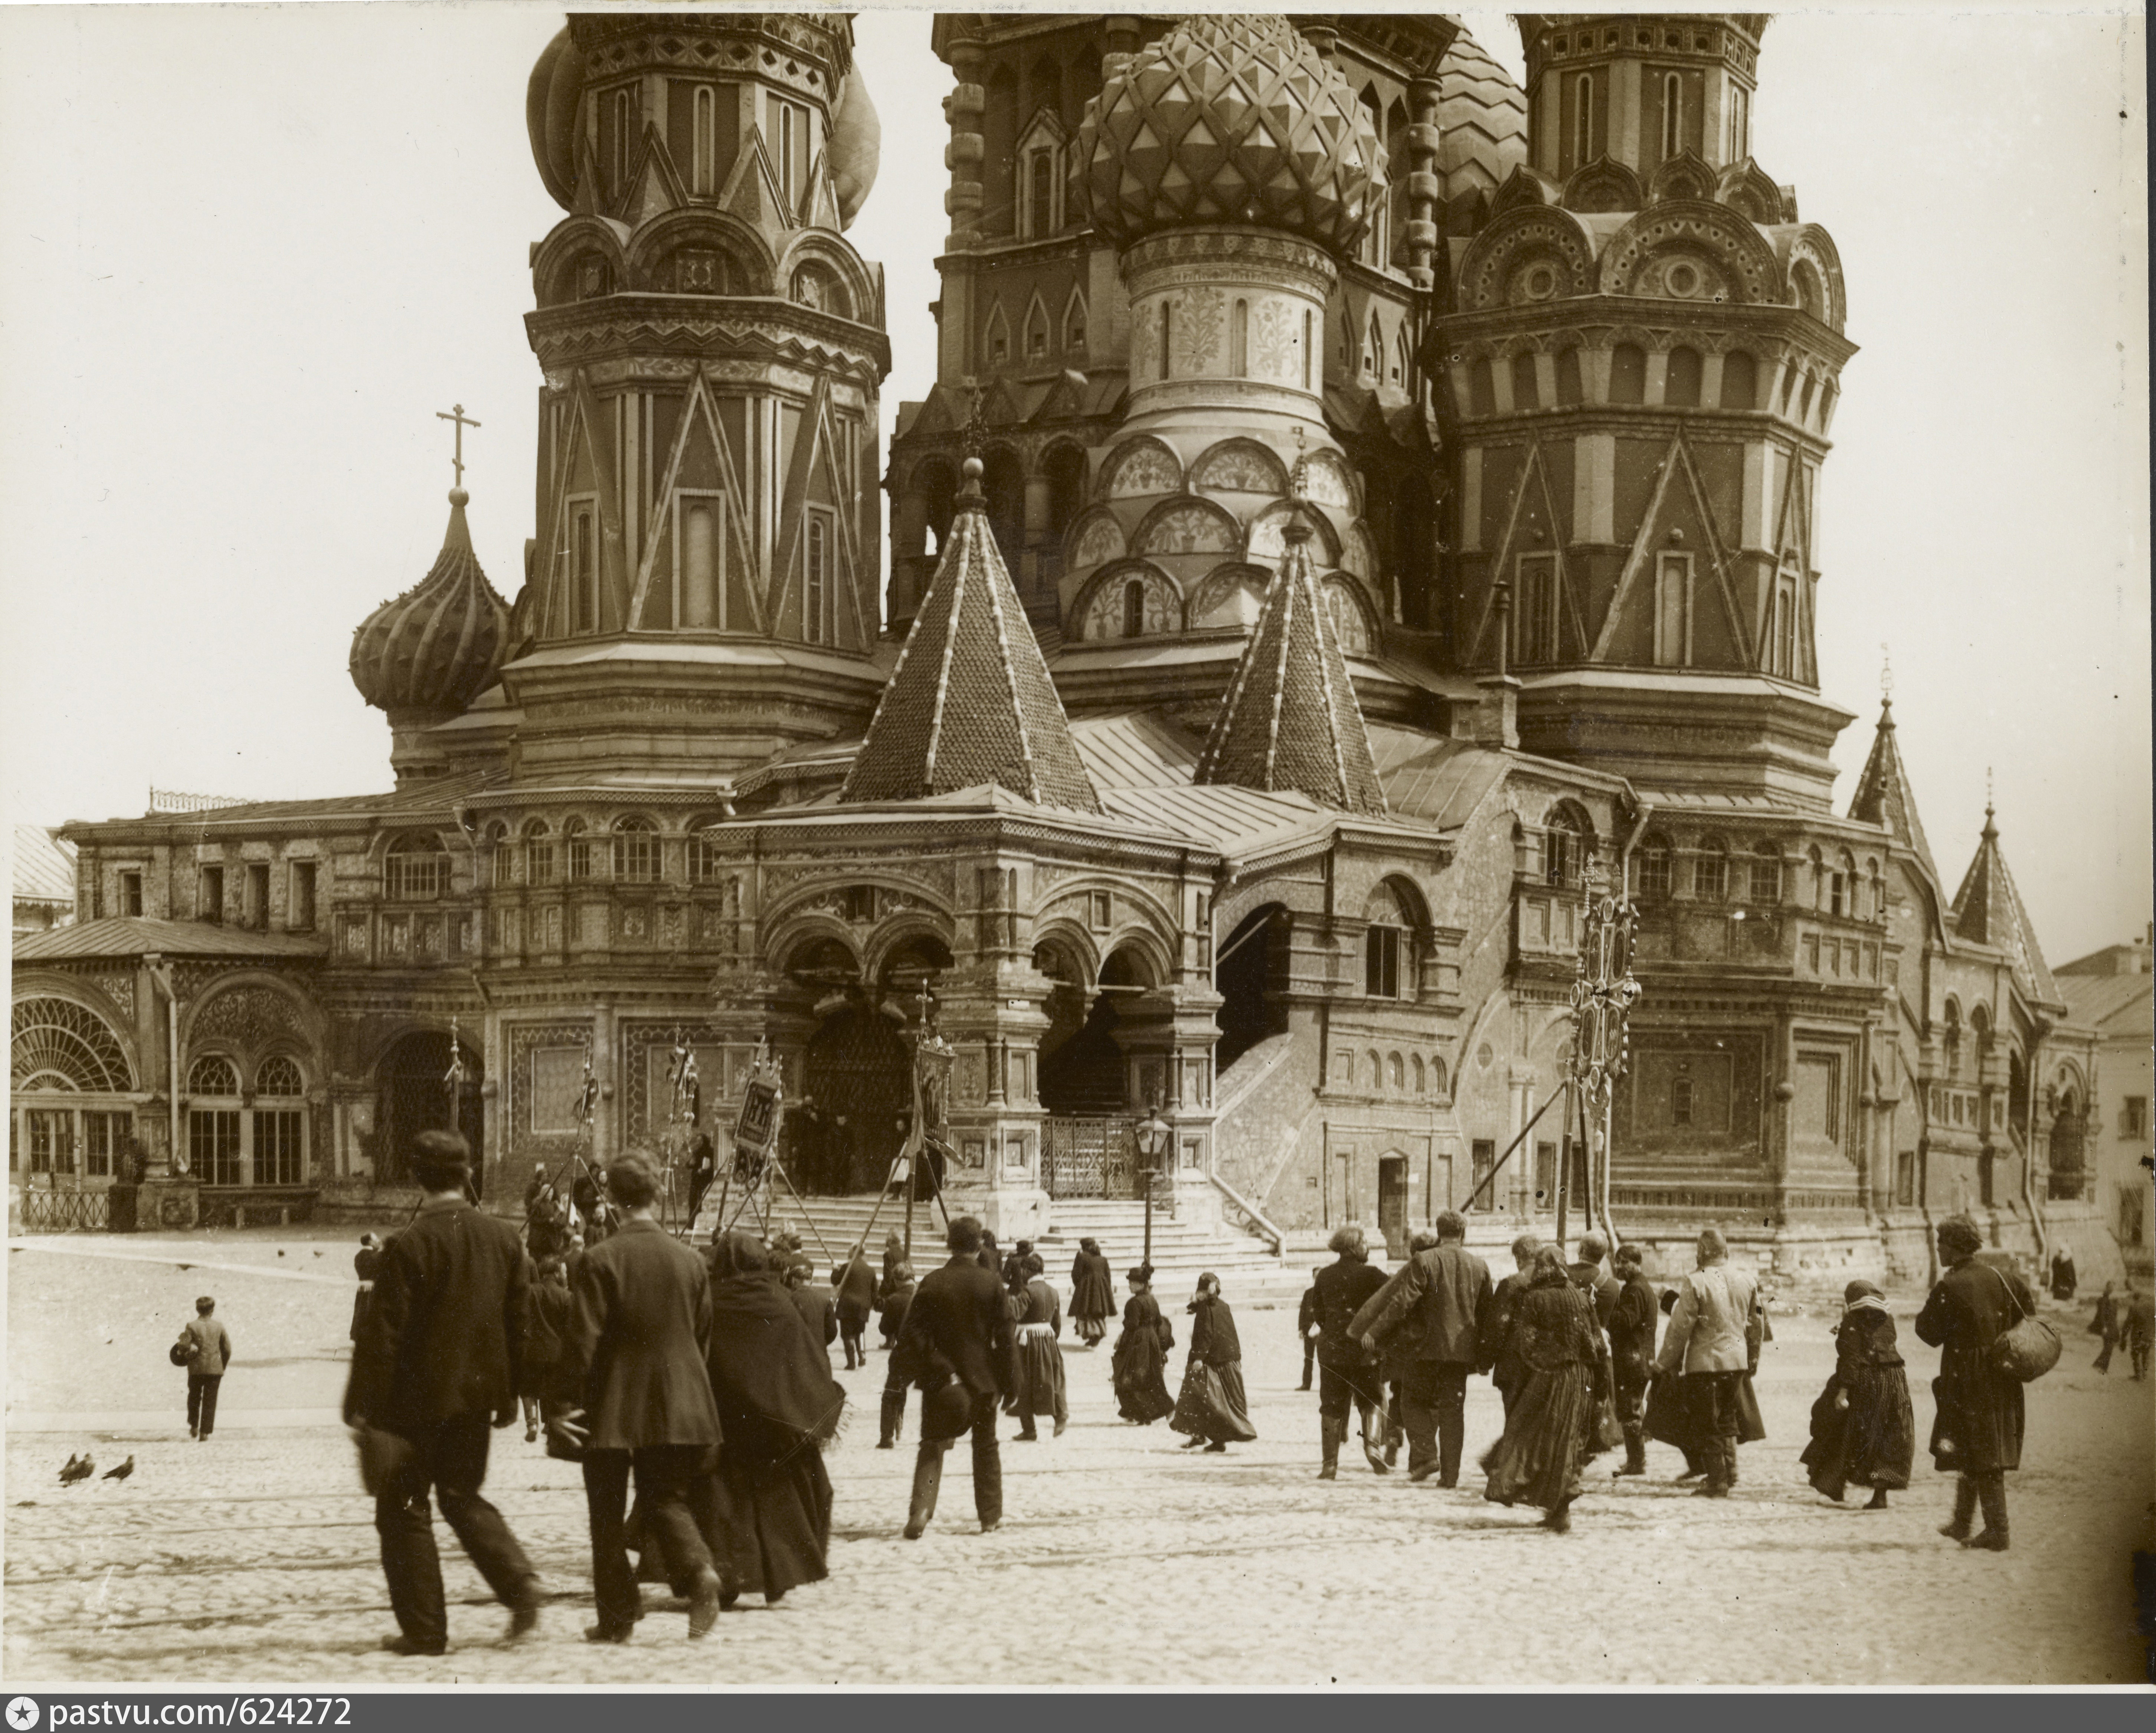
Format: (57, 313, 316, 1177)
(349, 493, 511, 715)
(1435, 21, 1529, 202)
(1076, 15, 1380, 253)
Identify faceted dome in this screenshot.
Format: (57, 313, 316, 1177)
(1076, 15, 1380, 254)
(349, 492, 511, 716)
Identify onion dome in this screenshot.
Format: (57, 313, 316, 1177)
(1075, 14, 1380, 253)
(349, 490, 511, 716)
(1434, 21, 1529, 202)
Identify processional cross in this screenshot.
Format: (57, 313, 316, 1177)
(435, 403, 481, 488)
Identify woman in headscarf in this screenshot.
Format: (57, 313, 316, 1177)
(1112, 1265, 1176, 1424)
(1069, 1238, 1116, 1347)
(1480, 1245, 1611, 1532)
(1799, 1279, 1914, 1508)
(1915, 1214, 2035, 1552)
(691, 1232, 845, 1605)
(1007, 1253, 1068, 1441)
(2048, 1242, 2077, 1303)
(1171, 1273, 1255, 1453)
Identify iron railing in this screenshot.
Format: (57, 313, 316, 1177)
(1042, 1117, 1142, 1199)
(20, 1187, 111, 1233)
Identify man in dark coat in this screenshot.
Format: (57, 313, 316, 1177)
(344, 1131, 540, 1657)
(1478, 1233, 1543, 1425)
(685, 1132, 717, 1225)
(1567, 1232, 1622, 1331)
(1311, 1225, 1389, 1479)
(876, 1260, 917, 1448)
(1915, 1215, 2036, 1551)
(831, 1243, 879, 1371)
(1606, 1242, 1659, 1475)
(891, 1215, 1014, 1537)
(1296, 1268, 1321, 1391)
(568, 1156, 724, 1641)
(782, 1255, 839, 1361)
(1351, 1209, 1492, 1486)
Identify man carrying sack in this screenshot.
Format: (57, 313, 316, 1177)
(344, 1130, 542, 1657)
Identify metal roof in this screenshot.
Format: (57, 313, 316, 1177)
(14, 916, 328, 964)
(1367, 729, 1509, 830)
(2057, 972, 2154, 1034)
(1070, 712, 1201, 791)
(12, 825, 76, 907)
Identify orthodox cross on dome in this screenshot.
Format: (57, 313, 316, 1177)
(435, 403, 481, 489)
(1879, 643, 1894, 704)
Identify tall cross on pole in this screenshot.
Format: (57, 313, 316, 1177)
(435, 403, 481, 488)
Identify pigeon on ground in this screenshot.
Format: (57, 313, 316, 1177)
(58, 1454, 79, 1481)
(277, 1249, 285, 1257)
(102, 1457, 135, 1483)
(59, 1455, 94, 1486)
(312, 1250, 323, 1258)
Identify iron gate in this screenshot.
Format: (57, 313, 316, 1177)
(21, 1186, 111, 1232)
(1042, 1117, 1141, 1199)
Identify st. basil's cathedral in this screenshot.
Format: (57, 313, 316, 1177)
(11, 13, 2120, 1285)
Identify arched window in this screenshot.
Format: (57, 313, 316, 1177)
(1828, 851, 1849, 917)
(489, 822, 516, 888)
(1692, 837, 1729, 901)
(1511, 351, 1541, 411)
(1942, 999, 1963, 1078)
(1661, 72, 1683, 159)
(1747, 841, 1782, 905)
(524, 820, 555, 887)
(692, 85, 716, 195)
(1301, 309, 1313, 392)
(188, 1055, 239, 1096)
(1365, 312, 1382, 379)
(1836, 850, 1857, 917)
(1721, 350, 1757, 410)
(1230, 299, 1249, 378)
(1806, 845, 1825, 909)
(564, 819, 596, 882)
(1412, 1055, 1426, 1094)
(1545, 807, 1586, 888)
(12, 997, 133, 1092)
(1122, 580, 1145, 639)
(1027, 149, 1054, 239)
(687, 824, 725, 886)
(1633, 834, 1673, 900)
(1388, 1053, 1406, 1091)
(1666, 346, 1702, 407)
(1367, 1050, 1384, 1092)
(1469, 357, 1496, 416)
(1432, 1057, 1449, 1097)
(612, 816, 659, 883)
(1364, 884, 1413, 1000)
(1159, 301, 1173, 380)
(385, 834, 449, 902)
(1730, 85, 1750, 158)
(256, 1055, 304, 1096)
(1609, 343, 1647, 404)
(803, 514, 829, 645)
(1555, 347, 1584, 406)
(1867, 859, 1884, 922)
(1573, 72, 1594, 167)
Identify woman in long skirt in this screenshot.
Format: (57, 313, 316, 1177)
(1799, 1279, 1915, 1508)
(692, 1232, 845, 1606)
(1481, 1246, 1611, 1532)
(1070, 1238, 1116, 1348)
(1008, 1254, 1069, 1440)
(1171, 1273, 1255, 1453)
(1112, 1265, 1176, 1424)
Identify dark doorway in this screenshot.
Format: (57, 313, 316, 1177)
(802, 1006, 910, 1196)
(376, 1030, 482, 1193)
(1041, 943, 1148, 1116)
(1377, 1155, 1408, 1257)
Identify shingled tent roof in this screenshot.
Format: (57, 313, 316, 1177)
(840, 458, 1100, 812)
(1950, 806, 2062, 1007)
(1848, 697, 1937, 886)
(1192, 512, 1386, 815)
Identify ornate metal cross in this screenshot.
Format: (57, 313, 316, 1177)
(1568, 856, 1642, 1112)
(435, 403, 481, 487)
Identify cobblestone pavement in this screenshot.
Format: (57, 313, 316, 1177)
(7, 1233, 2152, 1686)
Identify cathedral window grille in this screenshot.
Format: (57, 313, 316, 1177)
(564, 820, 596, 883)
(289, 861, 316, 930)
(253, 1108, 304, 1186)
(1692, 838, 1730, 902)
(1514, 554, 1558, 664)
(200, 865, 224, 925)
(13, 997, 133, 1093)
(257, 1055, 304, 1096)
(121, 870, 143, 917)
(524, 822, 555, 887)
(81, 1110, 125, 1177)
(803, 510, 832, 645)
(1653, 553, 1693, 666)
(190, 1109, 242, 1187)
(490, 826, 516, 888)
(1230, 299, 1249, 378)
(693, 86, 717, 196)
(1633, 835, 1673, 900)
(611, 817, 659, 883)
(1747, 842, 1783, 906)
(1364, 925, 1405, 999)
(188, 1055, 239, 1095)
(385, 836, 449, 902)
(1661, 73, 1684, 160)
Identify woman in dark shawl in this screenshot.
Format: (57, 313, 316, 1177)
(1915, 1214, 2035, 1552)
(1070, 1239, 1116, 1347)
(1171, 1273, 1255, 1452)
(1112, 1265, 1176, 1424)
(691, 1232, 846, 1605)
(1799, 1279, 1915, 1508)
(1481, 1246, 1611, 1532)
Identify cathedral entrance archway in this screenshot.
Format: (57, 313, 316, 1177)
(801, 1008, 910, 1195)
(374, 1030, 482, 1193)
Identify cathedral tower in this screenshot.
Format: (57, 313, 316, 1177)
(507, 12, 891, 780)
(1433, 13, 1854, 806)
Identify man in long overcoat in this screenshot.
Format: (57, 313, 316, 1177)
(1351, 1210, 1492, 1485)
(1914, 1215, 2036, 1550)
(569, 1156, 724, 1640)
(1311, 1225, 1389, 1478)
(892, 1215, 1014, 1537)
(344, 1131, 540, 1656)
(1652, 1226, 1758, 1498)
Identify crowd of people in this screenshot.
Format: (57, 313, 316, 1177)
(335, 1131, 2088, 1654)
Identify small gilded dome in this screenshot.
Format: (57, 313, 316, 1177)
(1076, 15, 1380, 253)
(350, 492, 511, 715)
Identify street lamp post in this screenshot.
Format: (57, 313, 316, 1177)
(1135, 1101, 1173, 1268)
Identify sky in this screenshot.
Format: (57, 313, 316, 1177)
(0, 2, 2146, 968)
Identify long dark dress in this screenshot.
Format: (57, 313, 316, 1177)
(1799, 1306, 1915, 1498)
(1915, 1257, 2033, 1474)
(692, 1238, 846, 1603)
(1070, 1251, 1116, 1346)
(1482, 1271, 1610, 1513)
(1008, 1278, 1068, 1420)
(1113, 1292, 1175, 1423)
(1171, 1295, 1254, 1444)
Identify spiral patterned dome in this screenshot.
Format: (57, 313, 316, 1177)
(1076, 15, 1381, 254)
(349, 492, 511, 715)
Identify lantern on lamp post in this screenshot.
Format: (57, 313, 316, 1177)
(1134, 1099, 1174, 1267)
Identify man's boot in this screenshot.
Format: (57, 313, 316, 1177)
(1361, 1405, 1390, 1475)
(903, 1446, 944, 1540)
(1691, 1436, 1731, 1497)
(1318, 1417, 1343, 1480)
(878, 1389, 905, 1450)
(1617, 1423, 1648, 1477)
(1939, 1475, 1978, 1542)
(1964, 1472, 2009, 1551)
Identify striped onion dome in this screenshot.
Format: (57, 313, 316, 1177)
(1075, 14, 1380, 254)
(349, 490, 511, 715)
